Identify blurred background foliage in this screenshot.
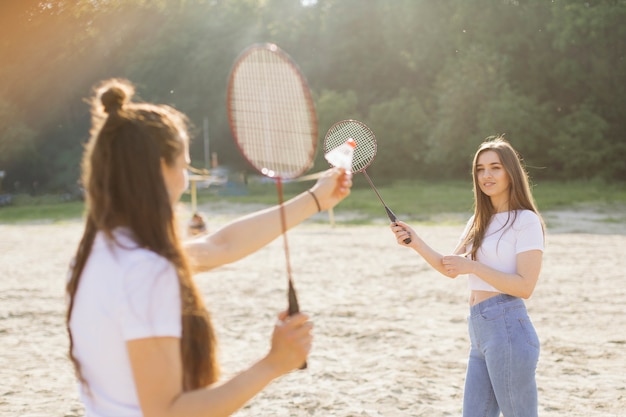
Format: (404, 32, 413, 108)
(1, 0, 625, 195)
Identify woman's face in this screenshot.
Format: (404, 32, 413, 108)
(161, 141, 190, 205)
(476, 150, 510, 210)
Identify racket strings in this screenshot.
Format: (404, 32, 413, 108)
(229, 47, 316, 179)
(324, 121, 377, 173)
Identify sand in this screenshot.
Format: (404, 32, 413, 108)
(0, 205, 625, 416)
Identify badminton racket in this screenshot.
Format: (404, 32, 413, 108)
(227, 43, 317, 369)
(324, 119, 411, 244)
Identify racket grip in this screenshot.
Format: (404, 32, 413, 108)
(384, 206, 398, 223)
(287, 280, 300, 315)
(386, 207, 412, 244)
(287, 280, 308, 370)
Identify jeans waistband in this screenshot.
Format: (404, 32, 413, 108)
(470, 293, 521, 315)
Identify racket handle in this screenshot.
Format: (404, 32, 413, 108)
(287, 280, 300, 315)
(385, 207, 412, 244)
(287, 280, 308, 370)
(384, 206, 398, 223)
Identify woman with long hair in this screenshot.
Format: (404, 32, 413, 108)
(390, 137, 545, 417)
(66, 78, 352, 416)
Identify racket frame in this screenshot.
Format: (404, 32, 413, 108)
(227, 43, 316, 370)
(226, 42, 318, 181)
(323, 119, 411, 244)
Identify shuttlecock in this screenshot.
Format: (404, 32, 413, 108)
(325, 138, 356, 171)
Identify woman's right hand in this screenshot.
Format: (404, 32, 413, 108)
(390, 220, 416, 247)
(265, 311, 313, 375)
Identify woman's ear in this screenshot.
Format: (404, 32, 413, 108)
(160, 157, 170, 176)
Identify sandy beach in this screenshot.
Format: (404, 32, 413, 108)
(1, 205, 625, 416)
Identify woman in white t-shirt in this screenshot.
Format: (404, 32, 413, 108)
(66, 78, 352, 417)
(390, 137, 545, 417)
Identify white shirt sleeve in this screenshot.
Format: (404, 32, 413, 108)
(120, 256, 182, 341)
(456, 215, 474, 253)
(515, 211, 545, 254)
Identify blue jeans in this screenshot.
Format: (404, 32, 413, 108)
(463, 294, 540, 417)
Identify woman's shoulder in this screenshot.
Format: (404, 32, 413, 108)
(513, 210, 544, 232)
(98, 228, 172, 272)
(516, 209, 541, 223)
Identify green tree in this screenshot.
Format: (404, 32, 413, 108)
(366, 90, 430, 179)
(427, 45, 510, 177)
(0, 99, 39, 190)
(550, 105, 611, 180)
(312, 89, 361, 171)
(548, 0, 626, 179)
(476, 87, 555, 179)
(2, 0, 625, 188)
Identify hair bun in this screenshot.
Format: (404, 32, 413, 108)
(98, 79, 135, 114)
(101, 87, 127, 114)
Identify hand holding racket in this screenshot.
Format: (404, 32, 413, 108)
(324, 120, 412, 244)
(390, 220, 416, 247)
(227, 43, 317, 370)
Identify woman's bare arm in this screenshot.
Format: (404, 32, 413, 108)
(442, 250, 542, 298)
(128, 312, 311, 417)
(185, 168, 351, 272)
(390, 220, 460, 278)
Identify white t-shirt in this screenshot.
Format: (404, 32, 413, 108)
(459, 210, 544, 292)
(69, 228, 181, 417)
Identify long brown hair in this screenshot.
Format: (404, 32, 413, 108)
(66, 78, 219, 390)
(462, 136, 544, 260)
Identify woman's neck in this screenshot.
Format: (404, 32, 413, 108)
(491, 197, 510, 213)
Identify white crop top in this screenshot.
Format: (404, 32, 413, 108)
(459, 210, 544, 292)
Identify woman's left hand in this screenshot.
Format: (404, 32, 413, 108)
(442, 255, 473, 278)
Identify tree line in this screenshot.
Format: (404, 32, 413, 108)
(1, 0, 625, 194)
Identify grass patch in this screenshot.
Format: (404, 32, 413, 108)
(188, 178, 473, 223)
(189, 178, 626, 223)
(331, 179, 473, 222)
(531, 180, 626, 210)
(0, 194, 85, 223)
(1, 179, 625, 224)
